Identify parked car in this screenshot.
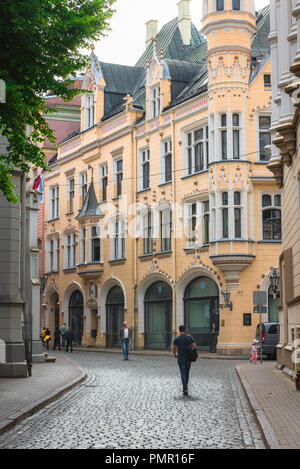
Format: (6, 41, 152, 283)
(256, 322, 280, 360)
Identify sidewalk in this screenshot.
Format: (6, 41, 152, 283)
(0, 353, 86, 436)
(236, 362, 300, 449)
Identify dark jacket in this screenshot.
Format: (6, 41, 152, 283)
(120, 327, 132, 341)
(66, 330, 74, 342)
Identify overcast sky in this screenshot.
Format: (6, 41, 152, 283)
(92, 0, 270, 66)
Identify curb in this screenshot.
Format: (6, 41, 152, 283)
(0, 357, 87, 437)
(236, 365, 281, 449)
(74, 347, 249, 360)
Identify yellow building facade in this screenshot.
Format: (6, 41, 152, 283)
(42, 0, 282, 355)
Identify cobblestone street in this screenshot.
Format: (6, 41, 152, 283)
(0, 353, 265, 449)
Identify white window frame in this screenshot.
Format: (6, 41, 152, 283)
(160, 207, 172, 252)
(138, 147, 150, 191)
(64, 232, 77, 269)
(184, 125, 209, 177)
(260, 192, 282, 241)
(84, 93, 95, 130)
(109, 217, 126, 261)
(257, 113, 272, 162)
(46, 234, 60, 273)
(49, 185, 59, 220)
(80, 227, 87, 264)
(150, 85, 160, 118)
(90, 225, 101, 263)
(184, 199, 210, 248)
(79, 172, 88, 201)
(160, 139, 172, 184)
(98, 163, 108, 202)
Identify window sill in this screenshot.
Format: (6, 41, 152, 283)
(65, 211, 74, 216)
(184, 245, 209, 253)
(136, 188, 151, 194)
(181, 169, 209, 180)
(63, 267, 77, 273)
(158, 181, 172, 187)
(112, 195, 122, 201)
(139, 253, 154, 260)
(48, 217, 60, 222)
(258, 240, 282, 244)
(109, 258, 126, 265)
(156, 250, 172, 257)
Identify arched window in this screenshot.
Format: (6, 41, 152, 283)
(144, 282, 172, 350)
(106, 286, 124, 347)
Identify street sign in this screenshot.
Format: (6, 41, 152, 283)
(253, 291, 267, 306)
(253, 306, 267, 314)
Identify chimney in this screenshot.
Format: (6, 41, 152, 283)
(177, 0, 192, 46)
(145, 20, 158, 48)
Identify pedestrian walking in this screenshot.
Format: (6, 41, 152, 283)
(60, 322, 67, 348)
(40, 327, 47, 347)
(53, 327, 61, 350)
(65, 327, 74, 353)
(173, 325, 197, 396)
(44, 328, 51, 351)
(250, 339, 260, 364)
(120, 321, 132, 361)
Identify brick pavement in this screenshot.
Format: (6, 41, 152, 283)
(0, 354, 87, 436)
(236, 362, 300, 449)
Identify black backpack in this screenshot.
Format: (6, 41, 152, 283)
(186, 336, 198, 362)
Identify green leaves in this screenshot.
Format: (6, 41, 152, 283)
(0, 0, 115, 201)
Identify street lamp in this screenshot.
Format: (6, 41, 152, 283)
(40, 274, 48, 293)
(270, 268, 279, 297)
(222, 290, 233, 311)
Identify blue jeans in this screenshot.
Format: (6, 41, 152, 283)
(178, 360, 191, 391)
(122, 339, 129, 360)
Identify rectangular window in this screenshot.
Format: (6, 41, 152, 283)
(264, 74, 271, 88)
(222, 192, 229, 239)
(69, 178, 75, 213)
(112, 219, 126, 260)
(151, 86, 160, 118)
(221, 115, 227, 160)
(100, 164, 108, 202)
(186, 126, 209, 175)
(189, 203, 197, 246)
(232, 0, 240, 10)
(162, 140, 172, 183)
(91, 226, 101, 262)
(142, 150, 150, 190)
(56, 238, 60, 270)
(203, 201, 210, 245)
(66, 234, 76, 269)
(217, 0, 224, 10)
(50, 240, 54, 271)
(81, 228, 86, 264)
(116, 159, 123, 197)
(259, 116, 271, 161)
(50, 186, 59, 219)
(143, 212, 153, 255)
(80, 172, 88, 202)
(161, 209, 172, 252)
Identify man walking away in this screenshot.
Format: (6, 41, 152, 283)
(120, 321, 132, 361)
(173, 325, 197, 396)
(65, 327, 74, 353)
(53, 327, 61, 350)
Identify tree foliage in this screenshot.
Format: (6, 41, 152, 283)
(0, 0, 115, 202)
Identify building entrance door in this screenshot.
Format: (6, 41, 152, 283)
(69, 291, 84, 346)
(106, 286, 124, 347)
(184, 277, 219, 350)
(144, 282, 172, 350)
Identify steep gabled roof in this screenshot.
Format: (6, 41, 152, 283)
(76, 179, 104, 220)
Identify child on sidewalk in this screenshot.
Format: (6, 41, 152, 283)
(250, 339, 260, 364)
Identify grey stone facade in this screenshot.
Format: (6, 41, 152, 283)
(0, 135, 44, 377)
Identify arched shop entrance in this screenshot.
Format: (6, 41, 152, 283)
(106, 286, 124, 347)
(69, 290, 84, 346)
(184, 277, 219, 351)
(144, 281, 172, 350)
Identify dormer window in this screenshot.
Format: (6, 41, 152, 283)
(84, 93, 95, 130)
(151, 86, 160, 118)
